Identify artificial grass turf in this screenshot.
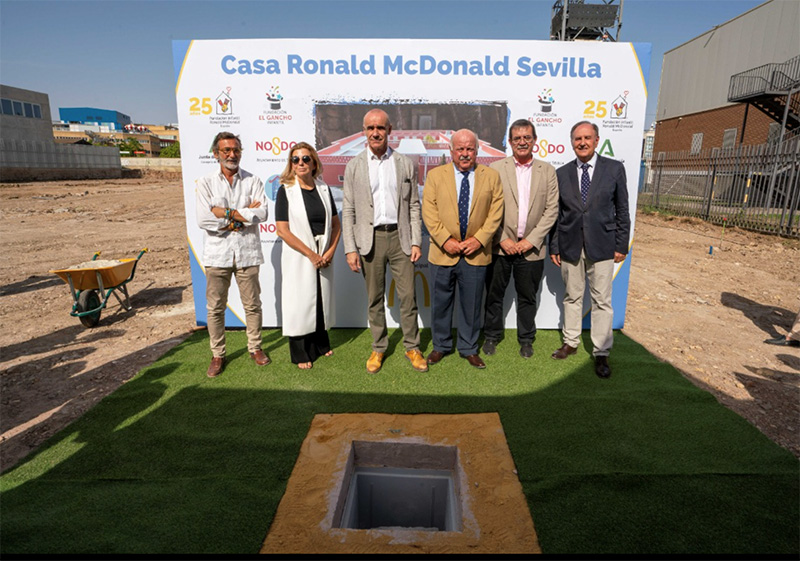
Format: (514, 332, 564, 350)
(1, 328, 797, 555)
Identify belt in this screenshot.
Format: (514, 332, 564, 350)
(374, 224, 398, 232)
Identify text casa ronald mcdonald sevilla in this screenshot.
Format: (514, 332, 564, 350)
(221, 54, 603, 78)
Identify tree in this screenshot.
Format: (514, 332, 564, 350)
(118, 138, 143, 156)
(160, 141, 181, 158)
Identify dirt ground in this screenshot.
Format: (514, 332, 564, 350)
(0, 176, 798, 473)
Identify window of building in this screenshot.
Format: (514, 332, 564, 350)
(12, 101, 23, 116)
(33, 104, 41, 118)
(767, 122, 782, 144)
(722, 128, 737, 148)
(1, 98, 12, 115)
(23, 103, 33, 118)
(690, 132, 703, 154)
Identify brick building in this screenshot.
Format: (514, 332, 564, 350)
(653, 0, 799, 155)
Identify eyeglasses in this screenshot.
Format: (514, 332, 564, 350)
(218, 147, 242, 155)
(292, 155, 312, 164)
(511, 135, 534, 144)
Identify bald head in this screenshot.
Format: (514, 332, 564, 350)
(363, 109, 392, 156)
(450, 129, 478, 172)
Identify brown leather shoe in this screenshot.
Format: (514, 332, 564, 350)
(426, 350, 448, 365)
(595, 355, 611, 378)
(366, 351, 384, 374)
(405, 349, 429, 372)
(250, 349, 271, 366)
(462, 354, 486, 369)
(207, 356, 225, 378)
(551, 343, 578, 360)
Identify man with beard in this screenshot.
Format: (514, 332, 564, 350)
(196, 131, 270, 378)
(422, 129, 504, 369)
(548, 121, 630, 378)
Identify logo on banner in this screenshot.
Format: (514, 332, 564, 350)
(610, 93, 628, 119)
(254, 137, 298, 163)
(601, 91, 635, 132)
(216, 89, 232, 115)
(531, 139, 565, 159)
(264, 174, 281, 201)
(258, 86, 293, 125)
(528, 88, 562, 128)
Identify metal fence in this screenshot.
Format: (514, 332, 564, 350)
(638, 134, 800, 238)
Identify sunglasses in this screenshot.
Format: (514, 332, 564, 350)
(292, 155, 312, 164)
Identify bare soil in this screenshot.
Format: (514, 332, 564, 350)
(0, 177, 798, 473)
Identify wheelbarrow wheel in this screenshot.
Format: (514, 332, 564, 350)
(77, 290, 102, 328)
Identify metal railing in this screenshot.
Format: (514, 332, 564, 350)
(639, 135, 800, 238)
(729, 54, 800, 101)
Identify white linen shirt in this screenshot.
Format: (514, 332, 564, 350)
(368, 147, 399, 227)
(196, 168, 268, 268)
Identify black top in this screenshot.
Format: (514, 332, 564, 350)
(275, 184, 337, 236)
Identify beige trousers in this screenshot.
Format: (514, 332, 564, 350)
(362, 229, 420, 353)
(206, 265, 263, 358)
(561, 250, 614, 357)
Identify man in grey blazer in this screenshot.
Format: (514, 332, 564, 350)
(342, 108, 428, 374)
(548, 121, 630, 378)
(483, 119, 559, 359)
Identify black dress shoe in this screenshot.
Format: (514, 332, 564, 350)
(764, 336, 800, 347)
(594, 355, 611, 378)
(427, 350, 448, 365)
(552, 343, 578, 360)
(519, 343, 533, 359)
(482, 339, 498, 355)
(461, 354, 486, 369)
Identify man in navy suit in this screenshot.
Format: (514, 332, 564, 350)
(548, 121, 630, 378)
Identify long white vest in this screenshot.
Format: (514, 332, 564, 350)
(280, 178, 334, 336)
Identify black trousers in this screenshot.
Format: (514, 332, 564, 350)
(483, 253, 544, 345)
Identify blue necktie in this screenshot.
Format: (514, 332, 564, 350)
(459, 171, 470, 240)
(580, 163, 591, 206)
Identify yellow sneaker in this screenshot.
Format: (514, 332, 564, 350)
(405, 349, 429, 372)
(366, 351, 384, 374)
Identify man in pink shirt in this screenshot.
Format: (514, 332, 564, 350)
(483, 120, 559, 358)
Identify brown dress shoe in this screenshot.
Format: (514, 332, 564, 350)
(405, 349, 429, 372)
(207, 356, 225, 378)
(595, 355, 611, 378)
(366, 351, 384, 374)
(426, 350, 448, 365)
(250, 349, 271, 366)
(551, 343, 578, 360)
(462, 354, 486, 369)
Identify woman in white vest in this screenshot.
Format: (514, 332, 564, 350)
(275, 142, 341, 369)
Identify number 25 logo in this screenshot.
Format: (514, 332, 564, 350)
(583, 101, 607, 119)
(189, 97, 212, 115)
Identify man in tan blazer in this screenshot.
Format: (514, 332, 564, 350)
(341, 108, 428, 374)
(422, 129, 504, 369)
(483, 119, 559, 359)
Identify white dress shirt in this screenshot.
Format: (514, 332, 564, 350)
(368, 147, 398, 227)
(196, 168, 268, 268)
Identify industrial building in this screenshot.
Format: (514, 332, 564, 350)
(0, 84, 120, 181)
(653, 0, 799, 153)
(58, 107, 132, 131)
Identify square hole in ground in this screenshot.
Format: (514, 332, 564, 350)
(261, 413, 539, 554)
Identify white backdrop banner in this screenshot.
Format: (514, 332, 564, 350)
(173, 38, 650, 329)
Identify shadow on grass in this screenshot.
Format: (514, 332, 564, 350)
(0, 330, 798, 555)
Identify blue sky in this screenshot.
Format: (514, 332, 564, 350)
(0, 0, 765, 129)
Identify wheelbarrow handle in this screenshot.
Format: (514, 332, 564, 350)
(91, 251, 101, 261)
(136, 248, 149, 260)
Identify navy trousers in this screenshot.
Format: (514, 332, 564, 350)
(429, 258, 487, 356)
